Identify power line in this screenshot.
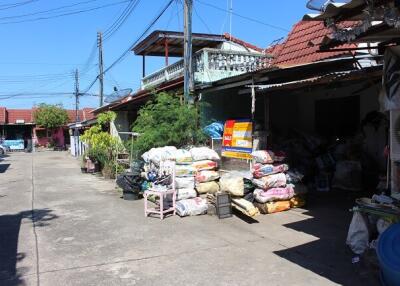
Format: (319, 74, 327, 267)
(0, 0, 99, 21)
(196, 0, 289, 32)
(103, 0, 141, 41)
(0, 0, 131, 25)
(193, 3, 211, 33)
(0, 0, 38, 11)
(82, 0, 174, 93)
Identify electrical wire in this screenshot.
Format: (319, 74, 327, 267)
(0, 0, 38, 11)
(196, 0, 289, 32)
(0, 0, 99, 21)
(0, 0, 131, 25)
(193, 3, 212, 33)
(82, 0, 174, 93)
(103, 0, 141, 41)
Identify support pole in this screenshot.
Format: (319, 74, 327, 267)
(142, 55, 146, 78)
(165, 38, 169, 66)
(98, 31, 104, 107)
(74, 69, 80, 157)
(183, 0, 193, 104)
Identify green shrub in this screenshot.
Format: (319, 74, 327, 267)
(131, 92, 206, 155)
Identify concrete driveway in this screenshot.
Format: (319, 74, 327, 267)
(0, 152, 380, 286)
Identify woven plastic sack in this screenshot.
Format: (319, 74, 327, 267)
(253, 185, 294, 203)
(190, 147, 220, 161)
(195, 170, 220, 183)
(142, 146, 177, 165)
(290, 195, 306, 208)
(254, 200, 291, 214)
(175, 197, 208, 217)
(192, 160, 218, 171)
(252, 163, 289, 178)
(175, 176, 195, 189)
(219, 175, 244, 196)
(176, 188, 197, 200)
(196, 181, 220, 194)
(251, 150, 275, 164)
(252, 173, 287, 190)
(175, 165, 196, 177)
(174, 149, 193, 165)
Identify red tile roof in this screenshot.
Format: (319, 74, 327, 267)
(269, 21, 357, 67)
(66, 108, 95, 123)
(0, 107, 95, 124)
(7, 109, 33, 124)
(0, 107, 6, 124)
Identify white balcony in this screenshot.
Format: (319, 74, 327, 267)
(141, 48, 270, 90)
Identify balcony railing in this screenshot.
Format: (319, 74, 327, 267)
(141, 48, 270, 90)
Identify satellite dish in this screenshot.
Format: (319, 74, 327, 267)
(104, 88, 132, 103)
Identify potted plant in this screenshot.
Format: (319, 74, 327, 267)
(79, 156, 87, 173)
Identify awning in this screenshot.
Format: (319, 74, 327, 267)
(133, 30, 226, 57)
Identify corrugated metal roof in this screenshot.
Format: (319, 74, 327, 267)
(303, 0, 366, 21)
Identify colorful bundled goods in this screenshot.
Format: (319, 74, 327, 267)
(253, 185, 295, 203)
(250, 149, 307, 214)
(191, 160, 218, 171)
(174, 149, 193, 164)
(195, 170, 220, 183)
(196, 181, 220, 194)
(176, 188, 197, 200)
(251, 150, 275, 164)
(252, 173, 287, 189)
(175, 176, 195, 189)
(252, 163, 289, 178)
(190, 147, 220, 161)
(219, 175, 244, 197)
(175, 197, 208, 217)
(231, 198, 260, 217)
(175, 165, 196, 177)
(254, 201, 291, 214)
(289, 195, 306, 208)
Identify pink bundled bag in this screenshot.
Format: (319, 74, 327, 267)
(252, 173, 287, 189)
(252, 163, 289, 178)
(254, 185, 294, 203)
(251, 150, 275, 164)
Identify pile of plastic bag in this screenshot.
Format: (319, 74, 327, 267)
(251, 150, 307, 214)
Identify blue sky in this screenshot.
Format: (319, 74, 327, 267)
(0, 0, 309, 109)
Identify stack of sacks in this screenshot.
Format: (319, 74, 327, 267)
(286, 170, 307, 208)
(220, 174, 259, 217)
(251, 150, 294, 214)
(173, 149, 197, 201)
(191, 147, 221, 196)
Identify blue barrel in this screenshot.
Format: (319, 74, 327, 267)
(377, 223, 400, 286)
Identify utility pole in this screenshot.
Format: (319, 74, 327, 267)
(98, 31, 104, 107)
(75, 69, 80, 122)
(183, 0, 193, 104)
(74, 69, 80, 157)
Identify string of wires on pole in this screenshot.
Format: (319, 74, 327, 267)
(81, 0, 175, 94)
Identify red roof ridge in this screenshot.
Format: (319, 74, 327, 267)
(223, 33, 264, 53)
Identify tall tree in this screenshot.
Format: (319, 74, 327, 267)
(33, 103, 69, 132)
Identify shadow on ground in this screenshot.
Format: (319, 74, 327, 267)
(0, 208, 58, 285)
(0, 164, 10, 173)
(274, 191, 381, 286)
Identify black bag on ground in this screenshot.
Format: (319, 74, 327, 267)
(116, 172, 142, 192)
